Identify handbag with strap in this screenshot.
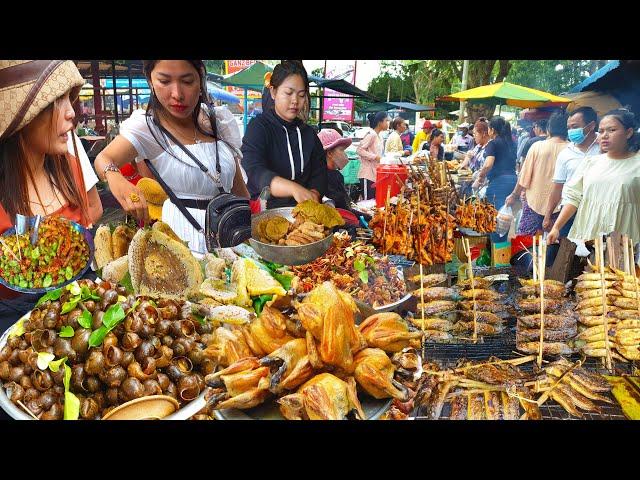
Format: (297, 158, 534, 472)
(145, 113, 251, 250)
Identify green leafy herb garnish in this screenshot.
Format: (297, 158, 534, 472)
(119, 271, 134, 295)
(48, 356, 67, 373)
(253, 294, 273, 316)
(35, 287, 64, 307)
(88, 303, 125, 347)
(78, 310, 93, 329)
(61, 297, 81, 314)
(59, 326, 74, 338)
(66, 281, 82, 297)
(37, 352, 55, 370)
(192, 313, 206, 325)
(8, 318, 25, 338)
(63, 363, 79, 420)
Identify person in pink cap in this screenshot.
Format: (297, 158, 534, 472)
(317, 128, 352, 209)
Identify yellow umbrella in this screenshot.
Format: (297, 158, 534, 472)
(439, 81, 572, 109)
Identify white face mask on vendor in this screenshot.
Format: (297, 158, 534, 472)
(328, 148, 349, 170)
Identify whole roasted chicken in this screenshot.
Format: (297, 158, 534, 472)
(277, 373, 365, 420)
(358, 312, 423, 352)
(259, 338, 314, 394)
(204, 357, 271, 410)
(353, 348, 410, 401)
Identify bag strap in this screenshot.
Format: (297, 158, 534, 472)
(144, 158, 204, 234)
(151, 113, 229, 194)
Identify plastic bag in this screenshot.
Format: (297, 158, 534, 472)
(495, 204, 513, 237)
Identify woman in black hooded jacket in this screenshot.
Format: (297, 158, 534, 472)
(241, 61, 327, 209)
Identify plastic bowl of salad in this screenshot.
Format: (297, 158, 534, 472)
(0, 216, 94, 294)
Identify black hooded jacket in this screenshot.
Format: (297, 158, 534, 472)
(241, 108, 327, 209)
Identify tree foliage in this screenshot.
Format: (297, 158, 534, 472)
(506, 60, 608, 95)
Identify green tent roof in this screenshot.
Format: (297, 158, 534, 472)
(219, 62, 274, 90)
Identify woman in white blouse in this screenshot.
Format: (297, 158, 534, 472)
(94, 60, 249, 253)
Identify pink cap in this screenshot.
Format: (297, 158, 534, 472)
(317, 128, 352, 151)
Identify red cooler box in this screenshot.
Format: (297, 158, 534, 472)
(374, 164, 408, 208)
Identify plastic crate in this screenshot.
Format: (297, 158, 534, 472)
(341, 159, 361, 185)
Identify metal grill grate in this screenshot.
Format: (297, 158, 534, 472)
(412, 265, 635, 420)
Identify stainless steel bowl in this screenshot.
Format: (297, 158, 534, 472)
(249, 207, 334, 266)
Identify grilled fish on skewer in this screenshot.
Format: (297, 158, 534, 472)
(518, 283, 565, 298)
(518, 314, 576, 329)
(577, 296, 619, 310)
(460, 288, 500, 301)
(613, 297, 640, 310)
(610, 310, 640, 320)
(421, 330, 454, 341)
(518, 386, 542, 420)
(579, 305, 620, 316)
(517, 297, 562, 313)
(449, 393, 468, 420)
(577, 272, 618, 281)
(484, 391, 502, 420)
(617, 319, 640, 329)
(501, 391, 521, 420)
(518, 278, 565, 288)
(411, 286, 457, 301)
(417, 300, 457, 315)
(555, 382, 602, 414)
(546, 366, 614, 404)
(458, 310, 503, 324)
(615, 345, 640, 360)
(579, 315, 619, 326)
(464, 361, 528, 385)
(516, 327, 577, 342)
(549, 386, 584, 418)
(457, 277, 493, 289)
(452, 321, 504, 335)
(459, 300, 507, 313)
(517, 341, 575, 355)
(551, 358, 612, 392)
(427, 381, 456, 420)
(409, 273, 448, 286)
(576, 280, 615, 291)
(467, 393, 485, 420)
(579, 288, 621, 299)
(407, 317, 454, 331)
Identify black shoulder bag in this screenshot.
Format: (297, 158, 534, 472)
(145, 115, 251, 250)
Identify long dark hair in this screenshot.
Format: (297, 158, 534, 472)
(489, 116, 516, 155)
(142, 60, 221, 159)
(269, 60, 311, 122)
(602, 107, 640, 152)
(0, 99, 89, 222)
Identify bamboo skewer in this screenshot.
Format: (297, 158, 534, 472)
(630, 237, 640, 317)
(536, 359, 582, 406)
(462, 238, 478, 343)
(17, 400, 39, 420)
(532, 236, 538, 282)
(416, 188, 426, 360)
(597, 236, 612, 372)
(623, 234, 630, 275)
(537, 238, 547, 368)
(0, 237, 20, 262)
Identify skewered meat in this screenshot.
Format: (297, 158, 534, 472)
(467, 393, 485, 420)
(457, 277, 493, 289)
(516, 327, 577, 342)
(358, 312, 423, 353)
(576, 280, 615, 291)
(409, 273, 448, 286)
(517, 297, 562, 313)
(422, 330, 454, 341)
(354, 348, 410, 401)
(518, 314, 575, 329)
(578, 288, 621, 299)
(462, 358, 528, 385)
(577, 272, 618, 281)
(452, 321, 504, 335)
(455, 199, 497, 234)
(417, 300, 457, 315)
(458, 310, 503, 324)
(407, 317, 454, 331)
(460, 288, 500, 301)
(518, 278, 565, 288)
(518, 283, 565, 298)
(411, 286, 457, 301)
(516, 341, 575, 355)
(546, 366, 614, 404)
(579, 305, 620, 316)
(449, 393, 468, 420)
(459, 300, 507, 313)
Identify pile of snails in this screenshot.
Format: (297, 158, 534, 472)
(0, 279, 216, 420)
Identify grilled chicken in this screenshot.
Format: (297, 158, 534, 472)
(354, 348, 410, 401)
(259, 338, 314, 394)
(460, 288, 500, 301)
(204, 326, 255, 367)
(359, 312, 423, 353)
(247, 306, 295, 355)
(205, 357, 271, 410)
(407, 317, 454, 331)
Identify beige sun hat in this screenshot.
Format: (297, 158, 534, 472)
(0, 60, 85, 140)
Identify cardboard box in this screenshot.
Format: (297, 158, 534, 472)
(491, 241, 512, 267)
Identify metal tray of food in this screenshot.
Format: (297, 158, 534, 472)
(249, 207, 334, 266)
(0, 219, 94, 295)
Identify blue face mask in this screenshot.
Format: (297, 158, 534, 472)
(567, 127, 586, 144)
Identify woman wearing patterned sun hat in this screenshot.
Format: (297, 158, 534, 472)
(0, 60, 104, 299)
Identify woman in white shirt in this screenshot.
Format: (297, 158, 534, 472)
(94, 60, 249, 253)
(385, 117, 411, 157)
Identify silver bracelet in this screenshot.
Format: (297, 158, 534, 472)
(102, 163, 120, 181)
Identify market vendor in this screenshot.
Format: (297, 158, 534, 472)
(241, 61, 327, 210)
(316, 129, 353, 210)
(548, 108, 640, 246)
(385, 117, 411, 157)
(412, 119, 434, 153)
(0, 60, 103, 300)
(425, 128, 445, 160)
(357, 111, 389, 201)
(472, 116, 517, 243)
(458, 118, 490, 196)
(95, 60, 249, 253)
(452, 123, 474, 152)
